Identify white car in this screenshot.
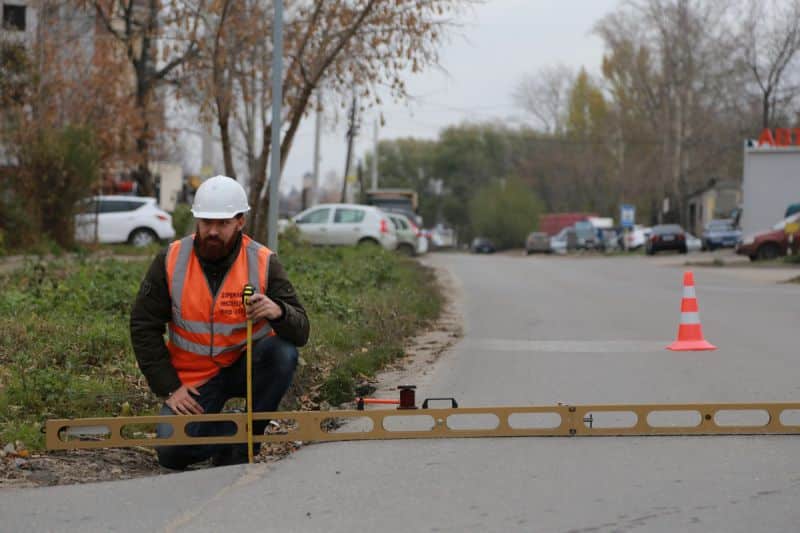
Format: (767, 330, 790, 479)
(621, 224, 651, 249)
(549, 227, 573, 254)
(75, 196, 176, 247)
(290, 203, 398, 251)
(424, 224, 456, 250)
(416, 234, 429, 255)
(685, 232, 703, 253)
(386, 212, 420, 256)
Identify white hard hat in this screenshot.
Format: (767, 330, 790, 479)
(191, 175, 250, 219)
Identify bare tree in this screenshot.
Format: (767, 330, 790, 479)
(595, 0, 738, 224)
(738, 0, 800, 129)
(80, 0, 204, 196)
(188, 0, 263, 179)
(512, 64, 574, 134)
(1, 2, 145, 247)
(184, 1, 470, 240)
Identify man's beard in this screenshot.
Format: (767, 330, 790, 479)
(197, 231, 238, 261)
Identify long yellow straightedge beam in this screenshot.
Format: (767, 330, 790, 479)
(46, 402, 800, 450)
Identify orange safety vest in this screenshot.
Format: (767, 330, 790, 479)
(165, 234, 274, 386)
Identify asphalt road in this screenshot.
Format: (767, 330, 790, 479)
(2, 252, 799, 532)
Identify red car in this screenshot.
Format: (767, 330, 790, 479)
(736, 214, 800, 261)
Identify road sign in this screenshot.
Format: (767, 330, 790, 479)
(620, 204, 635, 228)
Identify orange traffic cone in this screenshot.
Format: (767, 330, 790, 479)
(666, 271, 717, 351)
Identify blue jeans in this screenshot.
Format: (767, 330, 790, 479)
(155, 335, 299, 469)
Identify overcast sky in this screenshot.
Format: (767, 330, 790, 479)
(279, 0, 621, 193)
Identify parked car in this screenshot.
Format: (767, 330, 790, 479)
(701, 219, 741, 250)
(470, 237, 496, 254)
(290, 203, 398, 251)
(524, 232, 550, 254)
(685, 232, 703, 253)
(416, 233, 429, 255)
(429, 224, 456, 249)
(736, 213, 800, 261)
(75, 196, 175, 247)
(574, 220, 597, 249)
(618, 224, 650, 250)
(419, 228, 434, 253)
(387, 212, 419, 256)
(645, 224, 687, 255)
(587, 217, 615, 250)
(549, 226, 576, 255)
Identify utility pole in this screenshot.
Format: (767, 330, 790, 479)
(357, 159, 365, 204)
(312, 91, 322, 206)
(266, 0, 284, 251)
(340, 93, 358, 203)
(371, 119, 378, 191)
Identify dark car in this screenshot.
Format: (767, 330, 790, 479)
(524, 232, 550, 254)
(645, 224, 687, 255)
(573, 221, 597, 249)
(470, 237, 496, 254)
(701, 219, 741, 250)
(736, 213, 800, 261)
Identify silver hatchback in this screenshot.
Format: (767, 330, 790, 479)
(290, 203, 398, 250)
(387, 213, 420, 256)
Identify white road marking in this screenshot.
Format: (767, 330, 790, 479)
(467, 339, 668, 353)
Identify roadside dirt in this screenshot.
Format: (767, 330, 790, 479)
(0, 260, 463, 490)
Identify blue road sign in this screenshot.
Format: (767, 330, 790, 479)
(620, 204, 635, 228)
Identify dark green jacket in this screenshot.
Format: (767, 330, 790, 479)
(130, 232, 309, 397)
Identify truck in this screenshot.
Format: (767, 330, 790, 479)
(364, 189, 421, 225)
(538, 212, 597, 236)
(741, 131, 800, 236)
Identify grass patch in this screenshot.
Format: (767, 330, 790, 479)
(88, 243, 165, 256)
(0, 239, 442, 450)
(279, 239, 441, 406)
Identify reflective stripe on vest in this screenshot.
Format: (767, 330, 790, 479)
(168, 321, 272, 356)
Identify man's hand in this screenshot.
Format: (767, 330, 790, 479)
(245, 293, 283, 321)
(166, 385, 204, 415)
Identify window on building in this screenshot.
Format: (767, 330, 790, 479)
(2, 4, 27, 31)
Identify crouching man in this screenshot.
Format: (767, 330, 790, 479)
(130, 175, 309, 469)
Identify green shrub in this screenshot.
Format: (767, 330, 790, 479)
(469, 178, 544, 249)
(3, 125, 100, 250)
(171, 203, 193, 238)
